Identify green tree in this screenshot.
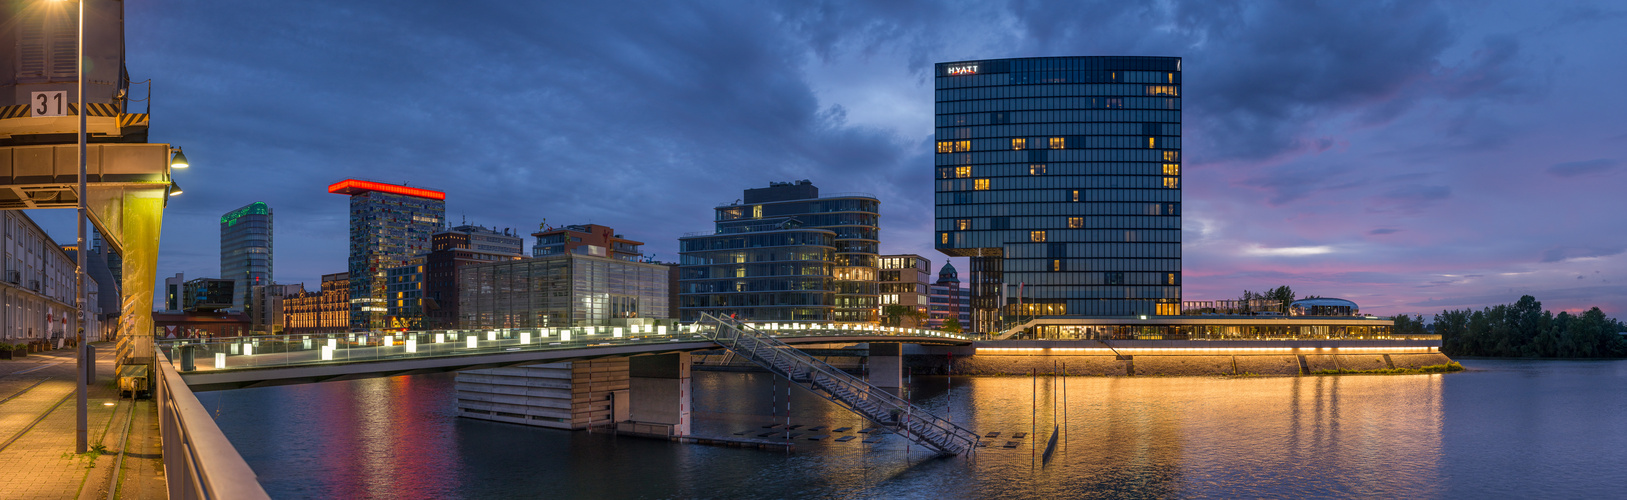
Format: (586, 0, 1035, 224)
(1265, 286, 1296, 313)
(943, 318, 962, 333)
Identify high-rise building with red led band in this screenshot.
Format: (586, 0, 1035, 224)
(328, 179, 445, 330)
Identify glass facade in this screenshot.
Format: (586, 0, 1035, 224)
(342, 187, 445, 330)
(220, 201, 272, 311)
(934, 56, 1182, 332)
(458, 254, 671, 329)
(679, 181, 880, 323)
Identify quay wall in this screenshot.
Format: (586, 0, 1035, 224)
(905, 340, 1452, 376)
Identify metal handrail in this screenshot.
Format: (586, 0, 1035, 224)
(698, 314, 980, 455)
(156, 353, 272, 499)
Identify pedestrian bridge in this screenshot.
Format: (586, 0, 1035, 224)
(159, 324, 972, 391)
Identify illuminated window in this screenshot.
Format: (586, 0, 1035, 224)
(955, 140, 971, 152)
(1168, 73, 1174, 83)
(1071, 190, 1079, 202)
(941, 232, 949, 244)
(1049, 137, 1065, 149)
(1163, 177, 1179, 189)
(1030, 231, 1046, 242)
(752, 205, 763, 218)
(1164, 151, 1180, 162)
(1029, 164, 1046, 175)
(1012, 138, 1026, 150)
(1068, 217, 1084, 228)
(1146, 85, 1179, 96)
(955, 219, 971, 230)
(1052, 260, 1063, 272)
(974, 179, 989, 190)
(1148, 137, 1156, 148)
(936, 141, 953, 154)
(1163, 164, 1180, 176)
(955, 166, 972, 178)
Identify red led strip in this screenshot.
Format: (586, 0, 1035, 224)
(327, 179, 446, 200)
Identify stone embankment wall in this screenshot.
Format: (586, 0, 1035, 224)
(905, 352, 1455, 377)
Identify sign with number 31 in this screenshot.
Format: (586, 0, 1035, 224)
(31, 91, 68, 117)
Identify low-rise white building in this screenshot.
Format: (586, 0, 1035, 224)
(1, 211, 85, 346)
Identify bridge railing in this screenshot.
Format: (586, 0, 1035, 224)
(156, 351, 273, 499)
(155, 326, 971, 373)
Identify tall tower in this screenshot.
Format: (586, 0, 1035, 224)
(220, 201, 272, 311)
(328, 180, 446, 330)
(933, 56, 1182, 332)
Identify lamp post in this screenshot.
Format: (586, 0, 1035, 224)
(62, 0, 89, 455)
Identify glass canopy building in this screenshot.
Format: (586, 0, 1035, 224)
(220, 202, 272, 311)
(679, 181, 880, 323)
(934, 56, 1182, 332)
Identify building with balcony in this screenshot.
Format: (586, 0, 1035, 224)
(328, 179, 446, 330)
(934, 56, 1183, 332)
(532, 224, 642, 261)
(678, 181, 880, 323)
(878, 254, 932, 328)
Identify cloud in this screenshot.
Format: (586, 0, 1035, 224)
(1242, 244, 1335, 257)
(1547, 158, 1619, 177)
(1368, 185, 1451, 214)
(1540, 246, 1625, 263)
(1368, 228, 1401, 235)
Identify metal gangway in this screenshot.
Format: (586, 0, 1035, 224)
(697, 313, 980, 456)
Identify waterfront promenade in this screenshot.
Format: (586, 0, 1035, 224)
(0, 345, 165, 500)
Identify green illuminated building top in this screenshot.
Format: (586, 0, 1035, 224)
(220, 201, 273, 311)
(221, 202, 270, 227)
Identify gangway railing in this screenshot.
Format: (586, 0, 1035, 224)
(156, 351, 272, 499)
(697, 313, 980, 456)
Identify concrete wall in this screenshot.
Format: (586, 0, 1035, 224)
(455, 358, 629, 430)
(905, 351, 1454, 377)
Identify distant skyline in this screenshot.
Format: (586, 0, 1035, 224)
(31, 0, 1622, 317)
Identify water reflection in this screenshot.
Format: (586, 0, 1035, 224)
(194, 360, 1627, 498)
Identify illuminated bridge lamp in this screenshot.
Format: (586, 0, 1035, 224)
(487, 331, 497, 342)
(586, 326, 597, 336)
(540, 328, 550, 338)
(435, 333, 445, 343)
(521, 330, 531, 345)
(321, 345, 334, 361)
(302, 336, 311, 350)
(406, 339, 417, 353)
(383, 336, 393, 347)
(657, 325, 667, 336)
(561, 329, 572, 342)
(242, 344, 253, 356)
(327, 338, 337, 350)
(613, 327, 623, 338)
(467, 336, 478, 349)
(230, 343, 239, 355)
(215, 353, 225, 369)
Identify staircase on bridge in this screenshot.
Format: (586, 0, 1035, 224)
(697, 313, 980, 456)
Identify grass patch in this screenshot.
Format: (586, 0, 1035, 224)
(1313, 362, 1464, 375)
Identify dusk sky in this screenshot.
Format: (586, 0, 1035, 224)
(37, 0, 1624, 318)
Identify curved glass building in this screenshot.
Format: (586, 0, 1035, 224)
(933, 56, 1182, 332)
(680, 181, 879, 323)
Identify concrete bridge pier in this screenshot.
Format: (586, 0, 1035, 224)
(867, 343, 902, 388)
(623, 353, 692, 437)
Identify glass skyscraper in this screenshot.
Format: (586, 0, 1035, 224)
(679, 181, 880, 323)
(328, 179, 446, 330)
(220, 201, 272, 311)
(934, 56, 1182, 332)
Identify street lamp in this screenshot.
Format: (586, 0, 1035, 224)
(58, 0, 91, 455)
(168, 181, 184, 197)
(170, 147, 189, 168)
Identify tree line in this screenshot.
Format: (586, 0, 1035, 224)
(1423, 295, 1627, 358)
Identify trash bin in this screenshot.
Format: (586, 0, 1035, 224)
(180, 345, 196, 372)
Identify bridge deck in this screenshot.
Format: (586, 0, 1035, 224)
(162, 329, 971, 391)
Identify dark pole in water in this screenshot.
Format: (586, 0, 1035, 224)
(1031, 367, 1037, 465)
(1063, 361, 1068, 449)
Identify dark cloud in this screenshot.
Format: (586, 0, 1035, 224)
(1367, 185, 1451, 214)
(1541, 246, 1625, 263)
(1547, 158, 1619, 177)
(1368, 228, 1401, 235)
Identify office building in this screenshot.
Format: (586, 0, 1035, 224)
(532, 224, 642, 261)
(328, 179, 446, 330)
(283, 272, 350, 334)
(163, 273, 184, 312)
(458, 253, 672, 329)
(425, 225, 526, 328)
(679, 180, 880, 323)
(220, 201, 272, 311)
(248, 283, 303, 334)
(384, 257, 426, 330)
(0, 212, 83, 345)
(934, 56, 1182, 332)
(928, 262, 970, 331)
(878, 254, 932, 328)
(181, 278, 235, 312)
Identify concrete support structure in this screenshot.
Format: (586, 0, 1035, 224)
(624, 353, 691, 437)
(867, 343, 902, 388)
(454, 358, 628, 430)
